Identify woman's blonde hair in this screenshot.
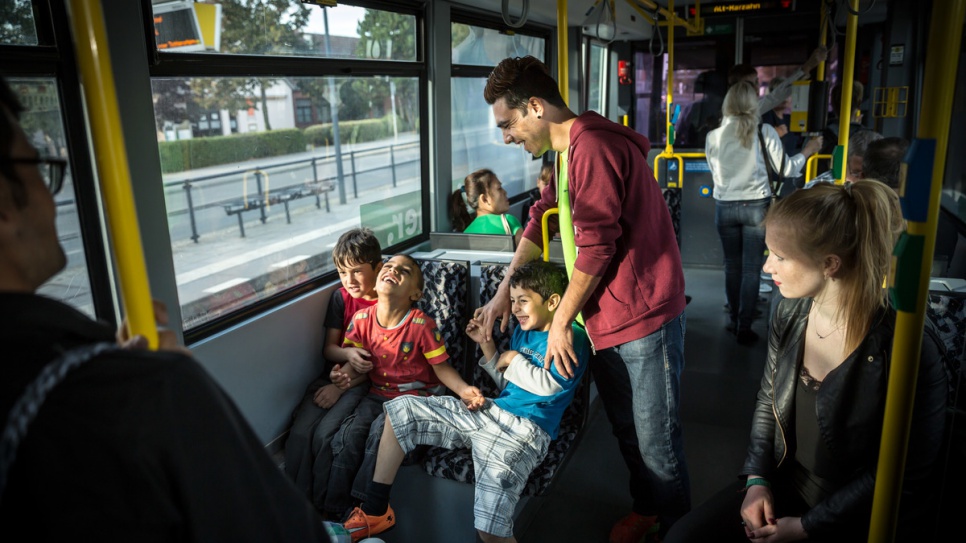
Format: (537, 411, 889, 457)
(764, 180, 904, 352)
(722, 81, 760, 149)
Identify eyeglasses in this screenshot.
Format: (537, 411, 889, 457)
(6, 157, 68, 195)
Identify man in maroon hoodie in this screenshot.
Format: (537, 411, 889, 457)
(477, 56, 689, 542)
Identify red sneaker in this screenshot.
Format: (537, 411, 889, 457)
(342, 505, 395, 542)
(610, 512, 660, 543)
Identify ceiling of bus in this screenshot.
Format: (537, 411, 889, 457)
(450, 1, 888, 42)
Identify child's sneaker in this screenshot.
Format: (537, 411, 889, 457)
(610, 512, 659, 543)
(343, 505, 395, 542)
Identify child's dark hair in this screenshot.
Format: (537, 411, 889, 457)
(449, 168, 498, 232)
(509, 261, 568, 302)
(333, 228, 382, 270)
(391, 253, 424, 297)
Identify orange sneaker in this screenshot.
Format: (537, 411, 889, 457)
(610, 512, 660, 543)
(342, 505, 395, 542)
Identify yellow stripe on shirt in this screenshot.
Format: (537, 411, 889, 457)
(424, 345, 446, 359)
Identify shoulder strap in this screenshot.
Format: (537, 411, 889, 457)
(757, 124, 782, 196)
(501, 214, 511, 236)
(0, 342, 117, 498)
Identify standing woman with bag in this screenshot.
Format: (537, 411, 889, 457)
(705, 81, 822, 344)
(449, 168, 523, 245)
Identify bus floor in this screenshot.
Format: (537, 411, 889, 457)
(375, 267, 772, 542)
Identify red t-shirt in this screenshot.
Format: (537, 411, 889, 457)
(343, 305, 449, 399)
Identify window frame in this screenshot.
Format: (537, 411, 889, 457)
(0, 0, 117, 325)
(144, 0, 431, 341)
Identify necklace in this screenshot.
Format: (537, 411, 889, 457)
(814, 323, 844, 339)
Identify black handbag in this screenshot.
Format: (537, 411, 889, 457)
(757, 123, 785, 198)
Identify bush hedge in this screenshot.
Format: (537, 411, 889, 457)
(160, 116, 403, 173)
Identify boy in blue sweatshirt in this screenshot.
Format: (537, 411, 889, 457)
(343, 261, 590, 542)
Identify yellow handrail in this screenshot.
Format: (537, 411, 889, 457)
(541, 208, 559, 262)
(557, 0, 568, 106)
(653, 152, 705, 189)
(68, 0, 157, 348)
(836, 0, 859, 185)
(870, 1, 966, 542)
(805, 154, 832, 182)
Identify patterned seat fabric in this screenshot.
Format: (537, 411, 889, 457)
(413, 259, 469, 378)
(423, 263, 591, 497)
(663, 188, 682, 249)
(927, 292, 966, 367)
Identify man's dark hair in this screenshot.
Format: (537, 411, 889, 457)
(727, 64, 758, 87)
(509, 260, 568, 302)
(484, 56, 566, 113)
(863, 137, 909, 190)
(830, 81, 864, 118)
(332, 227, 382, 271)
(0, 75, 27, 207)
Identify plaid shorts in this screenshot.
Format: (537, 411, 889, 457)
(384, 395, 551, 538)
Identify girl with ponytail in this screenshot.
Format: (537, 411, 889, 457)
(667, 180, 947, 543)
(448, 169, 523, 244)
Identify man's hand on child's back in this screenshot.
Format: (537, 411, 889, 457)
(330, 364, 352, 390)
(345, 347, 373, 373)
(459, 386, 486, 411)
(546, 321, 578, 379)
(313, 383, 344, 408)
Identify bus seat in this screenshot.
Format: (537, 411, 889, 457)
(412, 258, 471, 380)
(422, 262, 592, 497)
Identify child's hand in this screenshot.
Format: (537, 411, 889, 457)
(313, 383, 344, 408)
(460, 386, 486, 411)
(330, 364, 352, 390)
(345, 348, 372, 373)
(465, 316, 488, 344)
(496, 350, 519, 373)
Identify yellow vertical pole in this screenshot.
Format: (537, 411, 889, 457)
(836, 0, 859, 184)
(869, 1, 966, 541)
(817, 3, 827, 82)
(665, 0, 675, 154)
(557, 0, 568, 106)
(68, 0, 158, 348)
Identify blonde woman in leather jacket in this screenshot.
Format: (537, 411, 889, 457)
(667, 180, 948, 542)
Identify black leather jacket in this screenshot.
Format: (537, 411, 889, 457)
(740, 297, 948, 538)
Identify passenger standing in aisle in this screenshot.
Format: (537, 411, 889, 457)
(477, 55, 689, 542)
(706, 82, 822, 345)
(0, 75, 326, 541)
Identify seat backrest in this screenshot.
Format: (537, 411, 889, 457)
(413, 258, 470, 380)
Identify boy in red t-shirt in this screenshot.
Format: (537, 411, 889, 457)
(283, 228, 382, 516)
(325, 254, 484, 518)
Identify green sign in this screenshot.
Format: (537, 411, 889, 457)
(360, 190, 422, 248)
(705, 23, 734, 35)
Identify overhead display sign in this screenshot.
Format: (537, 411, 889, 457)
(153, 1, 206, 52)
(684, 1, 796, 18)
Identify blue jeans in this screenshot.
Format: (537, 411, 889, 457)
(715, 199, 769, 332)
(591, 312, 690, 530)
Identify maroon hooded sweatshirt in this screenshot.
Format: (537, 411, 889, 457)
(522, 111, 686, 350)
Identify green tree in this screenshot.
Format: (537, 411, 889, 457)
(191, 0, 311, 131)
(0, 0, 36, 45)
(354, 9, 418, 129)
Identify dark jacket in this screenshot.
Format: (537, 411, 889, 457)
(522, 111, 686, 350)
(0, 293, 325, 541)
(741, 297, 947, 539)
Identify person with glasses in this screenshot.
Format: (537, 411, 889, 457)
(0, 76, 329, 540)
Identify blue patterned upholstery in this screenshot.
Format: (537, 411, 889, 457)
(423, 262, 591, 497)
(412, 259, 470, 378)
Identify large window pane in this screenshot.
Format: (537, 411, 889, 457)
(586, 42, 607, 114)
(152, 75, 421, 328)
(11, 78, 95, 316)
(452, 23, 544, 66)
(152, 1, 417, 61)
(0, 0, 38, 46)
(451, 77, 542, 199)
